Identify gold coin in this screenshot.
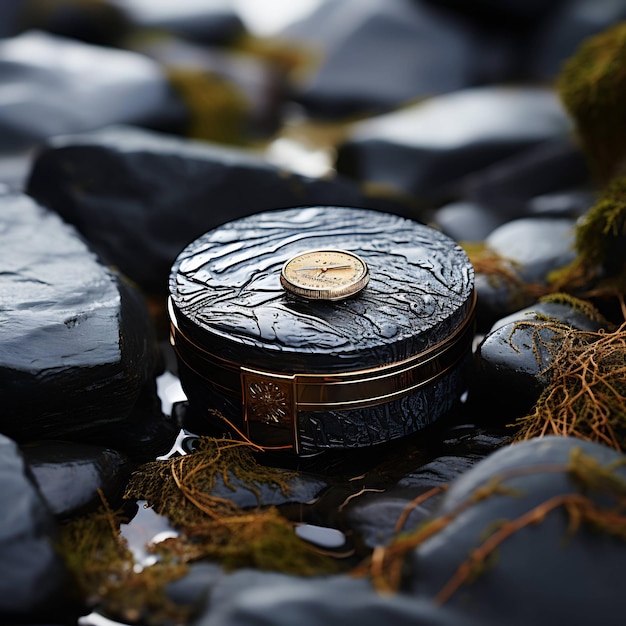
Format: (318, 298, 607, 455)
(280, 249, 369, 301)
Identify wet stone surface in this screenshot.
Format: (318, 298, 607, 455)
(0, 435, 75, 621)
(470, 299, 609, 422)
(336, 86, 571, 203)
(474, 216, 578, 327)
(2, 3, 626, 625)
(26, 126, 410, 296)
(280, 0, 504, 118)
(0, 30, 181, 152)
(20, 441, 132, 520)
(404, 437, 626, 626)
(0, 192, 167, 450)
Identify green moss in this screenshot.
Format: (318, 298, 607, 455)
(575, 177, 626, 274)
(537, 292, 610, 326)
(356, 449, 626, 599)
(513, 322, 626, 450)
(125, 437, 340, 575)
(166, 68, 248, 144)
(558, 22, 626, 184)
(56, 491, 190, 625)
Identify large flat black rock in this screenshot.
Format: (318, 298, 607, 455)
(0, 434, 75, 621)
(26, 125, 412, 295)
(0, 193, 162, 444)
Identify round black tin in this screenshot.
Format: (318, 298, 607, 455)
(168, 206, 475, 455)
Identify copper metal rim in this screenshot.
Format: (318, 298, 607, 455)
(168, 294, 476, 454)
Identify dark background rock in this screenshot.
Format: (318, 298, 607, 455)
(336, 87, 570, 204)
(20, 441, 132, 519)
(0, 434, 76, 621)
(404, 437, 626, 626)
(474, 216, 577, 326)
(210, 470, 329, 509)
(192, 570, 477, 626)
(112, 0, 245, 46)
(430, 201, 509, 243)
(0, 31, 183, 153)
(470, 299, 608, 422)
(26, 125, 416, 296)
(17, 0, 132, 46)
(280, 0, 507, 118)
(0, 193, 162, 445)
(526, 188, 595, 219)
(524, 0, 626, 81)
(462, 139, 590, 218)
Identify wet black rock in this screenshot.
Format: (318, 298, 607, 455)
(191, 570, 475, 626)
(525, 0, 626, 81)
(345, 428, 506, 549)
(0, 434, 75, 621)
(336, 87, 570, 203)
(474, 216, 577, 326)
(424, 0, 559, 22)
(115, 0, 245, 45)
(210, 470, 328, 509)
(526, 188, 595, 219)
(0, 193, 162, 446)
(18, 0, 131, 46)
(470, 299, 607, 421)
(280, 0, 507, 118)
(0, 31, 182, 152)
(462, 139, 590, 218)
(430, 201, 508, 243)
(404, 437, 626, 626)
(27, 125, 412, 295)
(20, 441, 131, 519)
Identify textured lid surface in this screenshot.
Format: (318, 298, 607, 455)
(169, 206, 474, 372)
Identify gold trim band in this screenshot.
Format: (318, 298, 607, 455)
(169, 293, 475, 453)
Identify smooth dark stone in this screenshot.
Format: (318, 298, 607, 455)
(404, 437, 626, 626)
(423, 0, 561, 21)
(0, 0, 22, 38)
(18, 0, 131, 46)
(116, 0, 245, 45)
(524, 0, 626, 81)
(526, 188, 595, 218)
(336, 87, 570, 203)
(134, 36, 284, 138)
(27, 125, 415, 295)
(165, 562, 223, 613)
(0, 31, 181, 152)
(280, 0, 501, 118)
(475, 217, 577, 326)
(462, 139, 590, 217)
(192, 570, 478, 626)
(345, 429, 506, 549)
(470, 300, 607, 422)
(430, 201, 508, 243)
(0, 434, 75, 621)
(486, 216, 577, 282)
(210, 470, 328, 509)
(112, 404, 181, 462)
(20, 441, 131, 519)
(344, 492, 438, 549)
(0, 151, 36, 191)
(0, 193, 162, 445)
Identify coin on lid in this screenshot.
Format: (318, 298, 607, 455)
(168, 206, 475, 456)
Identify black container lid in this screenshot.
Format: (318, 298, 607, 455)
(169, 206, 474, 373)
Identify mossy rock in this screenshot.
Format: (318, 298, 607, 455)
(367, 437, 626, 626)
(558, 21, 626, 184)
